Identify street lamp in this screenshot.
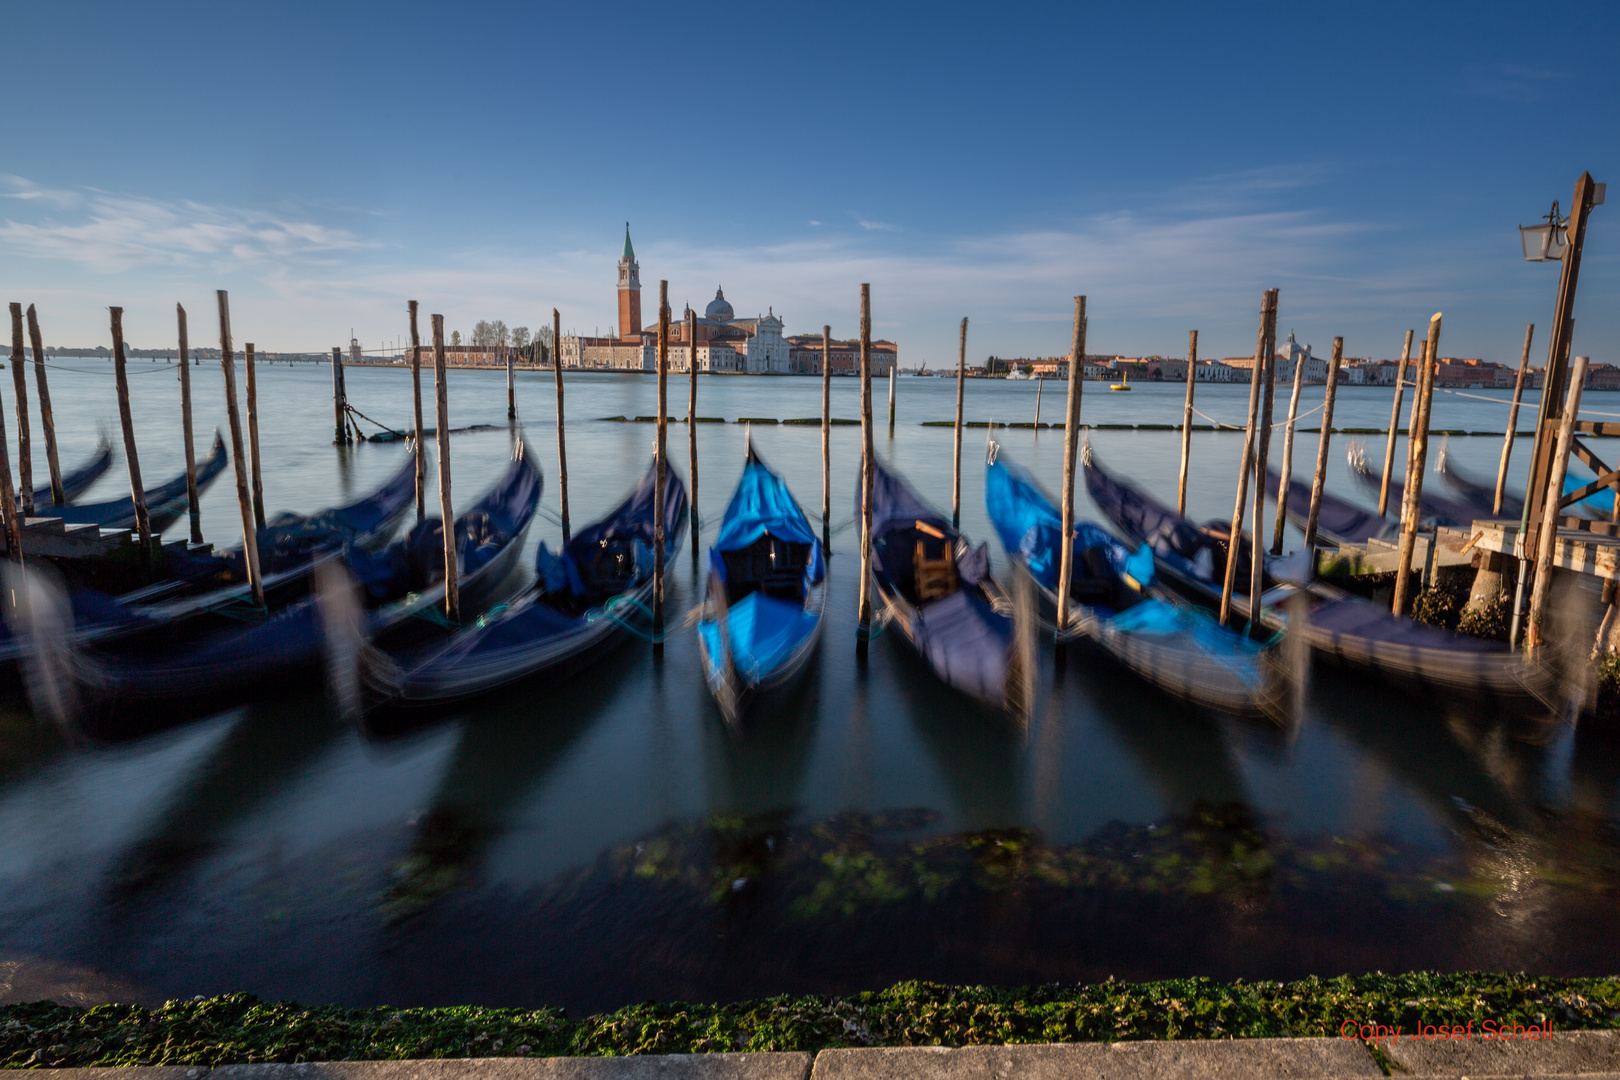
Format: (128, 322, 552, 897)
(1518, 200, 1568, 262)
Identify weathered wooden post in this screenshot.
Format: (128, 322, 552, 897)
(552, 307, 570, 542)
(687, 308, 699, 558)
(1220, 289, 1276, 627)
(857, 285, 874, 653)
(431, 314, 458, 623)
(821, 324, 832, 546)
(654, 282, 670, 651)
(1271, 336, 1307, 554)
(0, 325, 19, 561)
(1177, 330, 1197, 516)
(331, 343, 347, 444)
(1494, 323, 1535, 515)
(887, 362, 896, 437)
(1301, 338, 1345, 553)
(506, 344, 516, 421)
(952, 317, 967, 527)
(1377, 330, 1415, 518)
(8, 305, 33, 517)
(245, 343, 266, 530)
(217, 292, 263, 606)
(109, 307, 152, 562)
(1525, 353, 1589, 653)
(176, 304, 202, 542)
(408, 301, 426, 522)
(1055, 297, 1087, 638)
(1392, 315, 1442, 616)
(1249, 308, 1280, 616)
(1034, 376, 1043, 428)
(24, 306, 62, 506)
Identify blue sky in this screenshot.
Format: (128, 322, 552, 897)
(2, 0, 1616, 366)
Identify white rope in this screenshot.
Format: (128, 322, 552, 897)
(1189, 399, 1325, 432)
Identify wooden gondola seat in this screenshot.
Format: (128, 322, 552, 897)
(913, 520, 957, 601)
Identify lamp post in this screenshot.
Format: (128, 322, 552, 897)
(1509, 173, 1606, 650)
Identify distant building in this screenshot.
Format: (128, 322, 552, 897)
(560, 226, 654, 370)
(786, 335, 897, 375)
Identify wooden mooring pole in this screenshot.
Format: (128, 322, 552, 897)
(887, 362, 896, 437)
(1302, 338, 1345, 553)
(8, 305, 33, 518)
(1494, 323, 1535, 515)
(1055, 297, 1087, 640)
(857, 285, 874, 653)
(1034, 377, 1043, 428)
(1271, 337, 1307, 554)
(408, 301, 426, 522)
(217, 292, 263, 607)
(1377, 330, 1415, 518)
(654, 282, 669, 651)
(1177, 330, 1197, 517)
(331, 343, 348, 444)
(821, 324, 832, 547)
(687, 307, 699, 559)
(0, 318, 20, 561)
(1525, 354, 1589, 654)
(25, 306, 62, 506)
(1220, 289, 1276, 628)
(506, 346, 516, 421)
(1248, 300, 1280, 620)
(176, 303, 202, 543)
(245, 343, 266, 530)
(109, 306, 152, 563)
(1392, 315, 1442, 617)
(953, 317, 967, 528)
(431, 314, 458, 623)
(552, 307, 570, 543)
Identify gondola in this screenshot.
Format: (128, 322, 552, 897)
(1345, 442, 1481, 527)
(986, 451, 1288, 718)
(12, 443, 539, 729)
(1085, 446, 1554, 712)
(696, 441, 825, 723)
(330, 455, 685, 714)
(0, 451, 422, 667)
(19, 435, 114, 508)
(1437, 448, 1613, 519)
(859, 458, 1023, 712)
(32, 431, 229, 532)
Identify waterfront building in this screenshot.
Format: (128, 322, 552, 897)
(786, 335, 897, 375)
(560, 225, 654, 370)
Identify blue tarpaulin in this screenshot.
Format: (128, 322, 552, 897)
(985, 457, 1154, 593)
(712, 462, 825, 583)
(698, 591, 820, 682)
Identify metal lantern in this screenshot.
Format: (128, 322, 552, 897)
(1519, 200, 1568, 262)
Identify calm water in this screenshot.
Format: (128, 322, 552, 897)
(1, 358, 1618, 1013)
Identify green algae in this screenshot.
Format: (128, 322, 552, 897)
(4, 974, 1620, 1066)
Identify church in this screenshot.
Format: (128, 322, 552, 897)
(558, 226, 790, 373)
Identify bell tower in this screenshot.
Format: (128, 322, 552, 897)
(617, 223, 641, 340)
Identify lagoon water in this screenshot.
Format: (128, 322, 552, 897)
(2, 358, 1618, 1013)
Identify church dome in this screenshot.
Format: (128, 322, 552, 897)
(705, 286, 734, 322)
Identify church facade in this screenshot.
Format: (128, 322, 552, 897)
(559, 226, 792, 373)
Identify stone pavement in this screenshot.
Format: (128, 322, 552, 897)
(27, 1030, 1620, 1079)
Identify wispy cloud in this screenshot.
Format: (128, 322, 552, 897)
(1454, 63, 1572, 103)
(853, 215, 901, 232)
(0, 176, 368, 272)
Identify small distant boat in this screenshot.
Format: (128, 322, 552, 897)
(1110, 369, 1132, 391)
(332, 455, 685, 714)
(986, 451, 1289, 718)
(860, 459, 1024, 713)
(697, 441, 825, 723)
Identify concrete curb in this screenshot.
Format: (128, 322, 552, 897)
(21, 1031, 1620, 1080)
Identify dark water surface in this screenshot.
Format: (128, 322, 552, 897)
(2, 360, 1618, 1013)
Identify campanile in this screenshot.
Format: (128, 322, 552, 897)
(617, 223, 641, 340)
